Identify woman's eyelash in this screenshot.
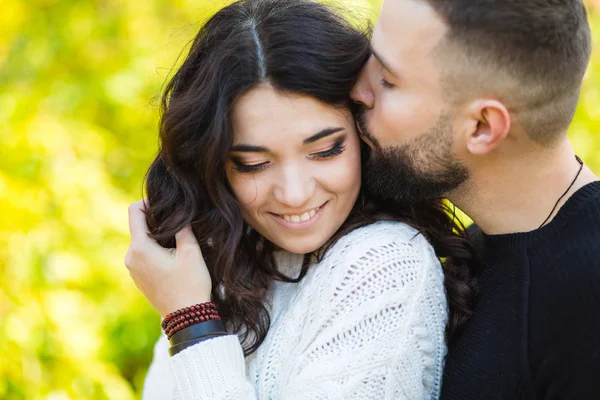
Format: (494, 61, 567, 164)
(232, 161, 269, 173)
(231, 140, 347, 173)
(310, 141, 347, 160)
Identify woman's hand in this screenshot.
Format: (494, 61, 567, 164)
(125, 200, 213, 317)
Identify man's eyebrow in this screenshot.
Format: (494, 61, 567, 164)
(303, 127, 345, 144)
(230, 144, 270, 153)
(371, 47, 398, 77)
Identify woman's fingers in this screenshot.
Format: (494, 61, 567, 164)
(128, 199, 149, 241)
(125, 201, 213, 315)
(126, 200, 169, 268)
(175, 225, 200, 249)
(175, 226, 204, 265)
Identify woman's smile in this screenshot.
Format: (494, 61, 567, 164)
(269, 202, 327, 230)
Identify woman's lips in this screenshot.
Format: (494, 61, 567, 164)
(270, 202, 327, 231)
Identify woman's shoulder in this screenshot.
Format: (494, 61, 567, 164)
(301, 220, 446, 339)
(311, 220, 442, 297)
(325, 220, 435, 262)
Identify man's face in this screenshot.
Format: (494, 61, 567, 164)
(351, 0, 469, 202)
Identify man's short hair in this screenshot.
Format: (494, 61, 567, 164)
(426, 0, 592, 144)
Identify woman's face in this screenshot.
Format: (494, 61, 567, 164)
(226, 84, 362, 254)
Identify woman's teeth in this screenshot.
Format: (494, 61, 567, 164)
(281, 207, 319, 222)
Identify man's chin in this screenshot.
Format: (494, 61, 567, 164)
(362, 151, 469, 204)
(362, 154, 415, 203)
(363, 175, 424, 204)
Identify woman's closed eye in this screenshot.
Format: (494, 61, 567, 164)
(309, 138, 347, 160)
(232, 159, 269, 174)
(231, 138, 347, 174)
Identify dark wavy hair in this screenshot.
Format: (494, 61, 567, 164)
(145, 0, 478, 355)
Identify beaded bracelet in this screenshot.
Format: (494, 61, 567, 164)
(162, 302, 221, 339)
(162, 302, 218, 329)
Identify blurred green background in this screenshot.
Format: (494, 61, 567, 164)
(1, 0, 599, 398)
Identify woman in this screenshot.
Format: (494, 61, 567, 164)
(125, 0, 477, 398)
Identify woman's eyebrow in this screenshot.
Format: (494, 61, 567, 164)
(230, 127, 345, 152)
(303, 127, 345, 144)
(229, 144, 270, 153)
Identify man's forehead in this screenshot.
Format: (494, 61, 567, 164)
(376, 0, 447, 52)
(372, 0, 447, 84)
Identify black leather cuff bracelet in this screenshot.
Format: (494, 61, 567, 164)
(168, 319, 227, 346)
(168, 332, 228, 357)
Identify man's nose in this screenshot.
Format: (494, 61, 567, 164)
(350, 58, 375, 109)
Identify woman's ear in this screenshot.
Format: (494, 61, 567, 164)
(462, 99, 511, 155)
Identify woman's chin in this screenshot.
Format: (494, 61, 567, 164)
(271, 237, 327, 255)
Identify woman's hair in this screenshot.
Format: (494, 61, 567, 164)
(145, 0, 478, 355)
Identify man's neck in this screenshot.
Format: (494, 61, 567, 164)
(449, 142, 599, 235)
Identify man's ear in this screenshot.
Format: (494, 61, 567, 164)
(462, 100, 511, 155)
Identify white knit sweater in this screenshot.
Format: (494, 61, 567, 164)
(143, 221, 448, 400)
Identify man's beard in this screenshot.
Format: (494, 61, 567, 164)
(356, 110, 470, 204)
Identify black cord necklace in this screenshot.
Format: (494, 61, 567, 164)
(538, 155, 584, 228)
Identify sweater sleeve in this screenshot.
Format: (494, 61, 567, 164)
(142, 328, 250, 400)
(143, 222, 448, 400)
(142, 333, 180, 400)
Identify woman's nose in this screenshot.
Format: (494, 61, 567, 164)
(273, 165, 316, 208)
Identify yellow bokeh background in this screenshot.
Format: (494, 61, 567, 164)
(1, 1, 599, 399)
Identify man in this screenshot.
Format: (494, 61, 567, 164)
(351, 0, 600, 398)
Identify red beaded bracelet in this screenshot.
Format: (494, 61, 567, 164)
(162, 302, 221, 339)
(164, 313, 221, 338)
(164, 315, 221, 339)
(162, 303, 219, 325)
(162, 302, 218, 328)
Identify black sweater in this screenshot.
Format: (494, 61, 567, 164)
(441, 181, 600, 400)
